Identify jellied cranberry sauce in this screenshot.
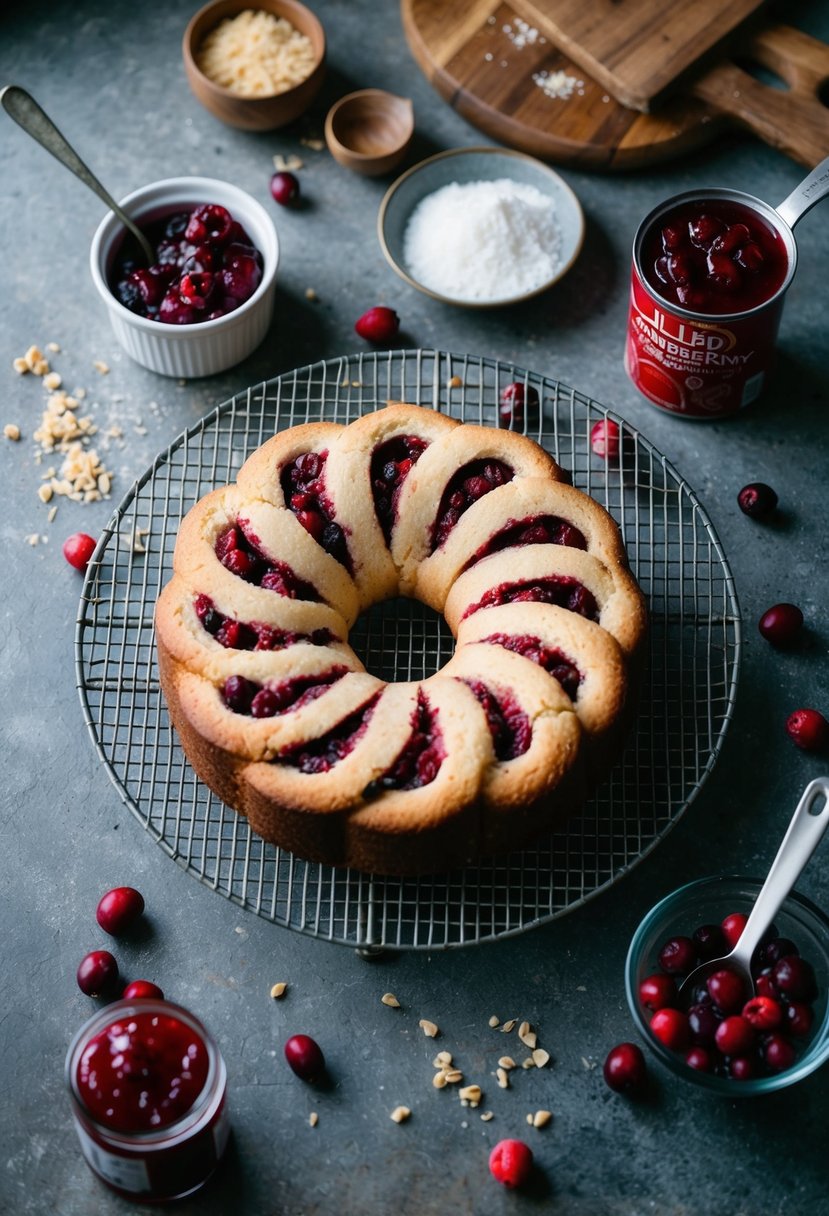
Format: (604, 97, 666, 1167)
(195, 594, 332, 651)
(110, 204, 262, 326)
(280, 451, 351, 570)
(222, 667, 348, 717)
(641, 199, 788, 315)
(481, 632, 582, 700)
(215, 522, 319, 600)
(639, 912, 820, 1080)
(370, 435, 429, 542)
(77, 1011, 209, 1133)
(431, 460, 513, 552)
(463, 577, 598, 624)
(363, 694, 445, 796)
(462, 680, 531, 761)
(462, 515, 586, 573)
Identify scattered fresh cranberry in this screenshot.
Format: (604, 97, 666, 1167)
(603, 1042, 647, 1093)
(658, 936, 697, 975)
(269, 171, 300, 206)
(758, 603, 803, 647)
(63, 532, 96, 572)
(737, 482, 778, 519)
(77, 950, 119, 997)
(123, 980, 165, 1000)
(284, 1033, 325, 1081)
(354, 306, 400, 344)
(786, 708, 829, 752)
(498, 381, 539, 429)
(707, 968, 746, 1014)
(96, 886, 145, 935)
(639, 973, 678, 1011)
(721, 911, 748, 949)
(650, 1007, 690, 1050)
(489, 1139, 534, 1189)
(590, 419, 622, 460)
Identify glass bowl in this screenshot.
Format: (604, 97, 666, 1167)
(625, 875, 829, 1095)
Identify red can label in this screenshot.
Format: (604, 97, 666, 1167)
(625, 269, 785, 419)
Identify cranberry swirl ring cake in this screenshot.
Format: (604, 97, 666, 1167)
(156, 402, 646, 874)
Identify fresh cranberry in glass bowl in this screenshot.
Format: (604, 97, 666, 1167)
(625, 875, 829, 1094)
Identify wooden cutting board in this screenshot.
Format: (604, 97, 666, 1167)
(509, 0, 766, 112)
(401, 0, 829, 170)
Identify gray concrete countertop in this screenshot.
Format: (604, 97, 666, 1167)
(2, 2, 828, 1213)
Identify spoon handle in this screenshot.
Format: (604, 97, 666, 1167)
(0, 84, 154, 263)
(733, 777, 829, 968)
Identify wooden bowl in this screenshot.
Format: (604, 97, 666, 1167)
(183, 0, 326, 131)
(325, 90, 414, 177)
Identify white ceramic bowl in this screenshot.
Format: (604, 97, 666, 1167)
(90, 176, 279, 378)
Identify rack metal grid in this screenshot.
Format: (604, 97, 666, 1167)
(76, 350, 741, 949)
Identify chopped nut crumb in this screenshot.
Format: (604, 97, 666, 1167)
(13, 358, 29, 374)
(443, 1069, 463, 1084)
(46, 342, 61, 353)
(305, 287, 318, 301)
(433, 1051, 452, 1068)
(309, 1111, 318, 1127)
(526, 1113, 534, 1125)
(300, 136, 325, 151)
(21, 345, 50, 376)
(498, 1056, 515, 1070)
(496, 1068, 510, 1090)
(501, 1019, 517, 1033)
(480, 1111, 494, 1122)
(381, 993, 400, 1008)
(447, 375, 463, 388)
(3, 424, 21, 441)
(488, 1015, 500, 1028)
(418, 1019, 439, 1038)
(93, 359, 110, 375)
(273, 153, 303, 171)
(532, 1048, 550, 1069)
(25, 533, 39, 546)
(270, 982, 288, 999)
(390, 1106, 411, 1124)
(581, 1056, 596, 1070)
(532, 1110, 553, 1128)
(37, 484, 53, 504)
(459, 1085, 482, 1105)
(522, 1058, 535, 1069)
(432, 1071, 448, 1089)
(518, 1022, 537, 1049)
(43, 371, 62, 391)
(351, 380, 362, 388)
(47, 505, 58, 523)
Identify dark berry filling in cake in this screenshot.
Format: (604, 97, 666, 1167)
(221, 667, 348, 718)
(363, 693, 445, 797)
(214, 522, 320, 600)
(431, 460, 514, 552)
(370, 434, 429, 542)
(480, 632, 582, 700)
(279, 693, 381, 774)
(461, 514, 587, 572)
(461, 679, 532, 761)
(462, 577, 598, 623)
(194, 594, 333, 651)
(280, 450, 352, 571)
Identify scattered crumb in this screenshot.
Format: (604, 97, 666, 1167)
(532, 1048, 550, 1069)
(16, 345, 50, 376)
(498, 1056, 515, 1070)
(93, 359, 110, 375)
(309, 1111, 318, 1128)
(518, 1022, 537, 1050)
(447, 375, 463, 388)
(46, 342, 61, 353)
(459, 1085, 481, 1107)
(418, 1019, 439, 1038)
(522, 1058, 535, 1070)
(300, 136, 325, 151)
(37, 484, 53, 504)
(581, 1056, 596, 1071)
(532, 1110, 553, 1129)
(501, 1019, 516, 1033)
(25, 533, 39, 546)
(305, 287, 318, 301)
(480, 1111, 494, 1122)
(270, 982, 288, 999)
(4, 424, 21, 441)
(381, 993, 401, 1009)
(432, 1071, 448, 1089)
(576, 985, 587, 992)
(496, 1067, 510, 1090)
(47, 505, 58, 523)
(273, 153, 303, 171)
(43, 371, 62, 391)
(351, 380, 362, 388)
(488, 1015, 500, 1028)
(433, 1051, 452, 1069)
(390, 1106, 411, 1124)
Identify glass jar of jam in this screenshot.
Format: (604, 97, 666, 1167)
(66, 999, 229, 1202)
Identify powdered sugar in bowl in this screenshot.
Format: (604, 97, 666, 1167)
(378, 147, 584, 308)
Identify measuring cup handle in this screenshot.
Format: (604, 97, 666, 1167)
(777, 154, 829, 228)
(734, 778, 829, 966)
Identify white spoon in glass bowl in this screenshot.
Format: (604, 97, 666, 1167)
(678, 777, 829, 1004)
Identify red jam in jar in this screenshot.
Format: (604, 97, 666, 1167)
(67, 1000, 228, 1202)
(640, 199, 789, 316)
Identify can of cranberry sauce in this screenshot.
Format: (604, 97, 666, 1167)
(625, 154, 829, 420)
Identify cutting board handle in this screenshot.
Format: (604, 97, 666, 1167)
(691, 25, 829, 168)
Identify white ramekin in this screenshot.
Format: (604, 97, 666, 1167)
(90, 176, 279, 378)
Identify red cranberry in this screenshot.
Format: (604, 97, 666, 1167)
(590, 419, 622, 460)
(498, 381, 539, 429)
(688, 1002, 720, 1046)
(721, 912, 748, 949)
(354, 306, 400, 344)
(185, 203, 232, 244)
(489, 1139, 533, 1189)
(270, 171, 300, 206)
(639, 973, 678, 1011)
(693, 923, 727, 960)
(603, 1042, 647, 1093)
(707, 968, 746, 1014)
(729, 1055, 757, 1081)
(759, 603, 803, 646)
(123, 980, 164, 1000)
(63, 532, 96, 571)
(785, 1001, 814, 1037)
(650, 1008, 690, 1051)
(685, 1046, 714, 1072)
(737, 482, 778, 519)
(742, 995, 783, 1031)
(786, 708, 829, 752)
(284, 1033, 325, 1081)
(658, 935, 697, 974)
(772, 955, 818, 1002)
(77, 950, 119, 997)
(715, 1015, 755, 1056)
(763, 1033, 796, 1073)
(96, 886, 145, 935)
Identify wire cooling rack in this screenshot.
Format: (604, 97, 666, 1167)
(76, 350, 740, 949)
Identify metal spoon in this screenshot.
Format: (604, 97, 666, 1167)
(1, 84, 154, 265)
(678, 777, 829, 1004)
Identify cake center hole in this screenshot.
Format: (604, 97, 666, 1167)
(348, 597, 455, 683)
